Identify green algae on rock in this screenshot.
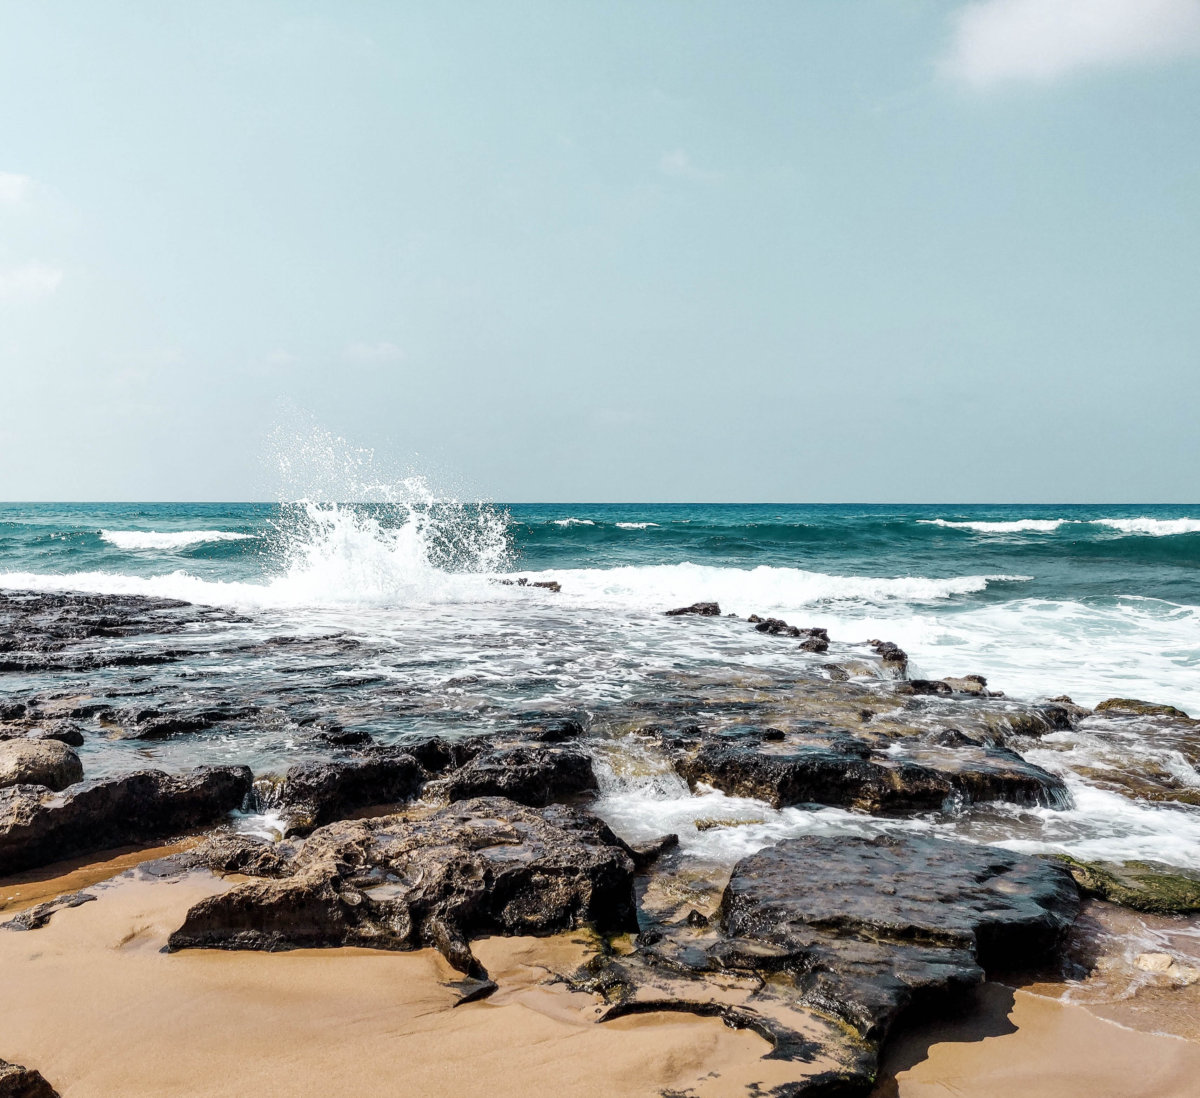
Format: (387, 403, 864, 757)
(1056, 857, 1200, 915)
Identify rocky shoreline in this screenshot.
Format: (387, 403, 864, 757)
(2, 589, 1200, 1096)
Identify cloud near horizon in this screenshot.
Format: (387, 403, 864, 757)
(944, 0, 1200, 86)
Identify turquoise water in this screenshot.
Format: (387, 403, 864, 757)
(2, 501, 1199, 710)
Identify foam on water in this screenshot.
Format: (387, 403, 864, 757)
(920, 518, 1072, 533)
(921, 516, 1200, 537)
(1093, 517, 1200, 536)
(100, 529, 254, 550)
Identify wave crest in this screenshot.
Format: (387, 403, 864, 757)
(100, 529, 254, 550)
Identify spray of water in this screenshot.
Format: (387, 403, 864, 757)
(261, 420, 512, 605)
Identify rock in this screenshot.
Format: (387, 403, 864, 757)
(498, 577, 561, 593)
(1095, 698, 1193, 721)
(664, 602, 720, 617)
(1056, 857, 1200, 915)
(0, 722, 85, 748)
(747, 617, 830, 652)
(1, 891, 96, 931)
(626, 833, 679, 868)
(868, 640, 908, 675)
(425, 745, 597, 808)
(940, 677, 987, 696)
(115, 702, 261, 740)
(263, 750, 425, 835)
(719, 834, 1079, 1040)
(896, 679, 952, 697)
(0, 1058, 60, 1098)
(675, 730, 1068, 814)
(168, 797, 639, 978)
(0, 741, 83, 792)
(0, 765, 252, 877)
(1134, 952, 1200, 985)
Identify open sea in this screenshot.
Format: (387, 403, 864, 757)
(3, 498, 1200, 874)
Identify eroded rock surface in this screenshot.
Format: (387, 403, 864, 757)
(169, 797, 639, 977)
(0, 766, 252, 876)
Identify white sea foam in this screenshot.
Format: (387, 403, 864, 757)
(615, 522, 659, 529)
(100, 529, 254, 550)
(920, 516, 1200, 537)
(919, 518, 1073, 533)
(1092, 517, 1200, 536)
(525, 561, 1029, 612)
(552, 518, 595, 526)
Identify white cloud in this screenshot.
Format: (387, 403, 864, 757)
(0, 172, 33, 205)
(343, 341, 404, 364)
(943, 0, 1200, 86)
(0, 262, 63, 302)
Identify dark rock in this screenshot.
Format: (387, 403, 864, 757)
(0, 765, 252, 877)
(869, 640, 908, 675)
(1056, 857, 1200, 915)
(1, 890, 96, 931)
(425, 745, 597, 808)
(665, 602, 721, 617)
(116, 702, 260, 740)
(0, 721, 85, 748)
(519, 717, 586, 743)
(0, 741, 83, 792)
(720, 834, 1079, 1040)
(264, 750, 425, 835)
(940, 676, 987, 696)
(0, 1058, 60, 1098)
(1095, 698, 1193, 721)
(498, 578, 562, 593)
(308, 728, 374, 748)
(896, 679, 952, 697)
(626, 833, 679, 868)
(168, 797, 639, 978)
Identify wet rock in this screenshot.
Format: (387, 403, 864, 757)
(1134, 952, 1200, 985)
(1047, 695, 1093, 721)
(626, 832, 679, 868)
(0, 765, 252, 877)
(0, 740, 83, 792)
(115, 702, 261, 740)
(664, 602, 721, 617)
(168, 797, 638, 978)
(675, 729, 1068, 814)
(0, 721, 85, 748)
(720, 834, 1079, 1040)
(896, 679, 952, 697)
(425, 745, 597, 808)
(1, 890, 96, 931)
(0, 1058, 60, 1098)
(1056, 857, 1200, 915)
(265, 750, 425, 835)
(307, 728, 374, 748)
(1095, 698, 1193, 721)
(498, 577, 562, 593)
(940, 676, 987, 696)
(748, 617, 830, 652)
(868, 640, 908, 675)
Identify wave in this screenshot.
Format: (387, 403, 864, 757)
(615, 522, 659, 530)
(100, 529, 255, 550)
(552, 518, 595, 527)
(518, 562, 1030, 614)
(918, 519, 1072, 533)
(920, 517, 1200, 537)
(1092, 517, 1200, 536)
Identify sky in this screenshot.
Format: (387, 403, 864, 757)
(1, 0, 1198, 502)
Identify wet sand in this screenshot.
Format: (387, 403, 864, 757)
(4, 852, 1200, 1098)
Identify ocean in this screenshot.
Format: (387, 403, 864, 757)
(3, 498, 1200, 871)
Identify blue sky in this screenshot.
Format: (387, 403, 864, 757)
(1, 0, 1198, 501)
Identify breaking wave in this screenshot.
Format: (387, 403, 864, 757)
(100, 529, 255, 550)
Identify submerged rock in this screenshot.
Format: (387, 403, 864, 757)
(1056, 857, 1200, 915)
(0, 766, 252, 877)
(0, 1058, 60, 1098)
(0, 722, 85, 748)
(169, 797, 639, 978)
(0, 740, 83, 792)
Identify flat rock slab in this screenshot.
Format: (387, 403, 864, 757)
(0, 766, 252, 877)
(169, 797, 638, 977)
(720, 834, 1079, 1040)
